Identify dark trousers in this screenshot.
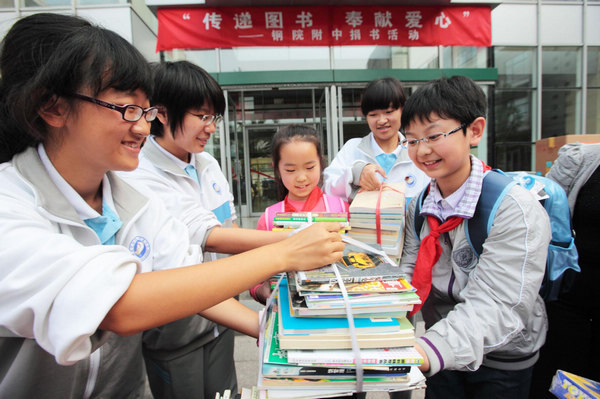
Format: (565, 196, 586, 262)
(530, 299, 600, 398)
(424, 366, 534, 399)
(143, 329, 237, 399)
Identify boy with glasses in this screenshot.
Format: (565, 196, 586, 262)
(399, 76, 550, 398)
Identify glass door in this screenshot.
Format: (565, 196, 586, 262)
(244, 125, 279, 216)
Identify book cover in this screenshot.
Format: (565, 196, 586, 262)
(295, 242, 403, 285)
(261, 363, 410, 378)
(285, 346, 424, 367)
(298, 278, 415, 294)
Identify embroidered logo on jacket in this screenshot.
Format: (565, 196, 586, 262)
(453, 245, 476, 271)
(129, 236, 150, 261)
(212, 181, 222, 194)
(405, 174, 416, 187)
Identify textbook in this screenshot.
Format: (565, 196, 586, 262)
(285, 346, 424, 367)
(261, 363, 411, 378)
(294, 241, 402, 285)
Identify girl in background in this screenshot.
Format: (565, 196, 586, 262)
(250, 124, 349, 303)
(323, 77, 429, 204)
(257, 124, 349, 230)
(0, 13, 343, 398)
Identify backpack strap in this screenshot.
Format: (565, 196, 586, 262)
(412, 184, 429, 241)
(466, 170, 517, 256)
(412, 171, 516, 256)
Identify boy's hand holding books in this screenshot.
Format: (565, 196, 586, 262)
(280, 222, 345, 272)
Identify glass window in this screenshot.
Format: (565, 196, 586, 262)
(391, 46, 438, 69)
(589, 46, 600, 87)
(333, 45, 387, 69)
(163, 49, 219, 73)
(494, 90, 534, 171)
(0, 0, 14, 7)
(587, 89, 600, 134)
(442, 46, 488, 68)
(495, 47, 537, 89)
(76, 0, 128, 5)
(219, 47, 330, 72)
(542, 46, 581, 87)
(21, 0, 69, 6)
(541, 89, 581, 137)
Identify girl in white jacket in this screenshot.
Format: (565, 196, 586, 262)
(323, 77, 429, 203)
(0, 13, 343, 399)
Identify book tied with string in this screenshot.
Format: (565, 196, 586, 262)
(349, 182, 406, 257)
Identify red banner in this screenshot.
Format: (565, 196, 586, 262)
(156, 6, 491, 51)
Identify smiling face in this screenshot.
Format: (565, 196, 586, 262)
(156, 104, 217, 162)
(403, 114, 484, 197)
(277, 139, 321, 201)
(45, 88, 151, 177)
(366, 105, 401, 152)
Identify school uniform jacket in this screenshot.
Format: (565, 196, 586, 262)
(0, 147, 202, 398)
(322, 132, 430, 202)
(399, 183, 551, 376)
(120, 138, 233, 357)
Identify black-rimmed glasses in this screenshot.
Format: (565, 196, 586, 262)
(187, 112, 223, 126)
(401, 123, 467, 149)
(72, 93, 158, 122)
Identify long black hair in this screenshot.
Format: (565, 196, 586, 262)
(0, 13, 153, 162)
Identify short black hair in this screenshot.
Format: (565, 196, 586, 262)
(0, 13, 153, 162)
(400, 75, 487, 131)
(360, 77, 407, 116)
(150, 61, 225, 137)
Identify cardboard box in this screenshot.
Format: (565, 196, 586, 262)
(549, 369, 600, 398)
(536, 134, 600, 175)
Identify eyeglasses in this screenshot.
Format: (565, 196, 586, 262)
(187, 112, 223, 126)
(401, 123, 467, 149)
(72, 93, 158, 122)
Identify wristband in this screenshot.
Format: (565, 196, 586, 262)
(249, 283, 263, 302)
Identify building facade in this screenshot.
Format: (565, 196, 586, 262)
(1, 1, 598, 222)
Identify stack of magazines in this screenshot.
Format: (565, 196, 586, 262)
(257, 237, 425, 398)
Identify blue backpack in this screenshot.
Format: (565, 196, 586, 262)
(413, 170, 580, 302)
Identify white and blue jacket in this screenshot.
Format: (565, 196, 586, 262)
(0, 147, 202, 398)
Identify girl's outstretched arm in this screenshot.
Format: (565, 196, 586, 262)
(199, 298, 261, 338)
(204, 227, 289, 254)
(100, 222, 343, 335)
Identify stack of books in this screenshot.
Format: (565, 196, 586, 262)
(257, 239, 425, 397)
(348, 182, 406, 258)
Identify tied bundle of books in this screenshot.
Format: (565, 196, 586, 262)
(272, 212, 350, 233)
(257, 239, 425, 398)
(348, 182, 406, 258)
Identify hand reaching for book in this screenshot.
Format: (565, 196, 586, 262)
(282, 222, 345, 271)
(360, 163, 387, 191)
